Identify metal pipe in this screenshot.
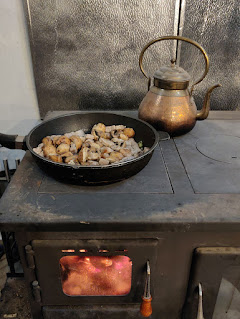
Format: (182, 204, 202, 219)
(15, 158, 21, 168)
(3, 159, 11, 183)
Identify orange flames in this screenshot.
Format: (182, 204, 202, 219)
(60, 255, 132, 296)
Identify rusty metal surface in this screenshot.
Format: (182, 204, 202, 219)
(23, 0, 177, 118)
(178, 0, 240, 111)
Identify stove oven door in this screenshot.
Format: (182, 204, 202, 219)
(31, 238, 158, 318)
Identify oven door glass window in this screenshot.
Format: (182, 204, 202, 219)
(60, 255, 132, 296)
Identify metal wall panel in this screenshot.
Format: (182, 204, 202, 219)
(178, 0, 240, 110)
(24, 0, 177, 117)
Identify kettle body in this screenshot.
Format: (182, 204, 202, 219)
(139, 87, 197, 136)
(138, 36, 221, 136)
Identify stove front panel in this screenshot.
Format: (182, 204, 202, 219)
(42, 305, 141, 319)
(32, 238, 159, 305)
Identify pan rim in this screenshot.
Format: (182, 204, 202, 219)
(26, 111, 159, 170)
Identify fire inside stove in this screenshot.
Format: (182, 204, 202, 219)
(60, 255, 132, 296)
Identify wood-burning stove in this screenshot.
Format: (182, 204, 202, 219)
(1, 111, 240, 319)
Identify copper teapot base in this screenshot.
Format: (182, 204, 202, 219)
(138, 92, 197, 137)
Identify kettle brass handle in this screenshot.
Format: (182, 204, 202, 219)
(139, 35, 209, 94)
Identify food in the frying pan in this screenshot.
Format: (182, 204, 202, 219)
(33, 123, 150, 166)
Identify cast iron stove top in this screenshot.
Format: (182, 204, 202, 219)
(1, 111, 240, 233)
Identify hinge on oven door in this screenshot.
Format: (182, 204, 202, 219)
(25, 245, 35, 269)
(32, 280, 42, 303)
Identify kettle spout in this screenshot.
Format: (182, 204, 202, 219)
(196, 84, 221, 120)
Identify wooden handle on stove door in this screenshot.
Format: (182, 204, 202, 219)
(140, 296, 152, 317)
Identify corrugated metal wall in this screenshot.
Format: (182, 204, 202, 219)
(24, 0, 240, 117)
(178, 0, 240, 110)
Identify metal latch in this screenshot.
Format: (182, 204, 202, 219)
(25, 245, 35, 269)
(32, 281, 41, 303)
(197, 283, 204, 319)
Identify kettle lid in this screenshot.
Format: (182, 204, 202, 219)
(153, 60, 191, 90)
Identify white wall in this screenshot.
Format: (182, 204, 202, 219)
(0, 0, 40, 135)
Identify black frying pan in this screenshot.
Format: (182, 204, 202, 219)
(0, 112, 159, 185)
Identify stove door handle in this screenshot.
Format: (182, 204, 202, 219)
(140, 296, 152, 317)
(0, 133, 27, 150)
(140, 260, 152, 317)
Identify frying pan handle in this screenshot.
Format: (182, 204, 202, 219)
(0, 133, 27, 150)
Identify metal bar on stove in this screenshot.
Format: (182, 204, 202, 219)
(15, 158, 21, 168)
(3, 159, 11, 183)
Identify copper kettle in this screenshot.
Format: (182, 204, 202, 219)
(138, 36, 221, 136)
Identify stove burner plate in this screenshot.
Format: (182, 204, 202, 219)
(196, 135, 240, 164)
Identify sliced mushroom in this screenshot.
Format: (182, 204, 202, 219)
(70, 135, 83, 151)
(57, 143, 70, 154)
(90, 142, 101, 151)
(49, 155, 63, 163)
(99, 137, 115, 148)
(61, 151, 73, 158)
(64, 155, 79, 164)
(43, 144, 57, 157)
(88, 160, 99, 166)
(88, 151, 100, 161)
(55, 136, 71, 146)
(42, 137, 53, 146)
(112, 137, 124, 144)
(91, 123, 106, 140)
(70, 142, 77, 153)
(108, 151, 124, 163)
(120, 148, 132, 157)
(102, 152, 110, 159)
(106, 125, 125, 132)
(111, 138, 126, 151)
(52, 136, 58, 146)
(126, 138, 141, 155)
(104, 132, 111, 139)
(101, 147, 113, 155)
(78, 147, 89, 164)
(123, 128, 135, 138)
(85, 134, 95, 140)
(120, 133, 128, 141)
(99, 158, 110, 165)
(115, 125, 126, 130)
(105, 125, 115, 133)
(111, 129, 120, 138)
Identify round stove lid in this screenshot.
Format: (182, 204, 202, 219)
(196, 135, 240, 164)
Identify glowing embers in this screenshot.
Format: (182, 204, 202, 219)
(60, 255, 132, 296)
